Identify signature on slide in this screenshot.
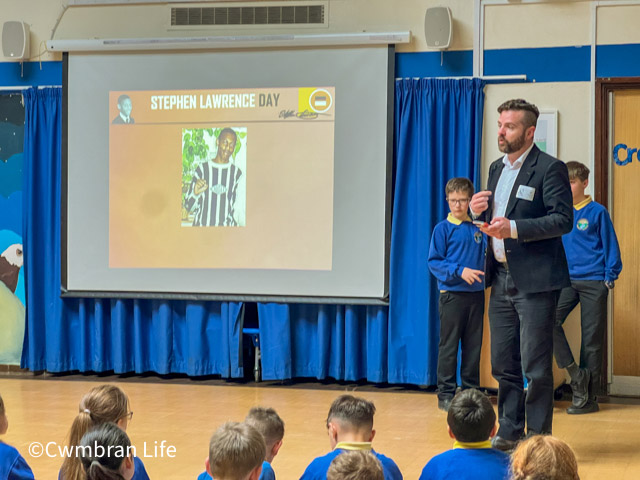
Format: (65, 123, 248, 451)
(279, 109, 319, 120)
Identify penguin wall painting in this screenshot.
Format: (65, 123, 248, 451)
(0, 243, 25, 365)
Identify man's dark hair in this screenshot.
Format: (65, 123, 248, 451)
(566, 161, 590, 182)
(447, 389, 496, 443)
(445, 177, 474, 198)
(117, 94, 130, 107)
(219, 127, 237, 142)
(326, 395, 376, 431)
(497, 98, 540, 129)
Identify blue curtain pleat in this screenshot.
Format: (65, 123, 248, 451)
(259, 79, 484, 384)
(20, 87, 243, 377)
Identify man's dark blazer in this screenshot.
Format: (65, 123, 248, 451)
(481, 144, 573, 293)
(112, 115, 134, 124)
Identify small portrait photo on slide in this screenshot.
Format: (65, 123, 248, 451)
(181, 127, 247, 227)
(112, 94, 134, 124)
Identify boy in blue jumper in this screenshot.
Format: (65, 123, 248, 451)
(198, 407, 284, 480)
(419, 389, 509, 480)
(553, 161, 622, 415)
(428, 177, 486, 412)
(299, 395, 402, 480)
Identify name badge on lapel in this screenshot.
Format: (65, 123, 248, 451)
(516, 185, 535, 201)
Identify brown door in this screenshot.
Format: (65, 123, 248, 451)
(596, 80, 640, 396)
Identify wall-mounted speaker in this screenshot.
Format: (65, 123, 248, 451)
(424, 7, 452, 49)
(2, 21, 30, 60)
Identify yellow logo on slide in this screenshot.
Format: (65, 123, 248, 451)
(299, 88, 333, 115)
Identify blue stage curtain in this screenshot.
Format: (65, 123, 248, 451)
(21, 87, 243, 377)
(259, 79, 484, 384)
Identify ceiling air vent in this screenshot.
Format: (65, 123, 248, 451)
(171, 4, 326, 27)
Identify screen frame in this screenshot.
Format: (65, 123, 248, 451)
(60, 47, 394, 305)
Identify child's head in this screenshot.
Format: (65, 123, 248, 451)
(511, 435, 580, 480)
(326, 395, 376, 447)
(0, 393, 8, 435)
(79, 422, 135, 480)
(207, 421, 266, 480)
(62, 385, 132, 480)
(565, 161, 589, 203)
(244, 407, 284, 463)
(327, 450, 384, 480)
(447, 389, 497, 443)
(445, 178, 474, 220)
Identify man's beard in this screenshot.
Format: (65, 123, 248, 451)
(498, 132, 526, 154)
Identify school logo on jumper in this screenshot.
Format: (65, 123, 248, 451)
(474, 231, 483, 244)
(577, 218, 589, 231)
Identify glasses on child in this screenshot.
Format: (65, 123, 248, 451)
(447, 198, 470, 206)
(121, 411, 134, 422)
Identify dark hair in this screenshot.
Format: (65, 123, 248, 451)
(565, 161, 590, 182)
(245, 407, 285, 447)
(445, 177, 474, 198)
(79, 423, 132, 480)
(327, 450, 384, 480)
(219, 127, 237, 142)
(447, 389, 496, 443)
(326, 395, 376, 431)
(117, 95, 130, 106)
(0, 393, 4, 415)
(498, 99, 540, 129)
(209, 421, 266, 480)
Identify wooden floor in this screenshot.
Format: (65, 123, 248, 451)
(1, 374, 640, 480)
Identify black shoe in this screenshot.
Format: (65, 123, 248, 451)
(491, 435, 518, 453)
(437, 397, 452, 412)
(569, 368, 590, 408)
(567, 399, 599, 415)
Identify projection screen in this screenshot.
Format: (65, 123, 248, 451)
(63, 46, 393, 303)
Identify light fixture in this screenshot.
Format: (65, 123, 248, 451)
(46, 31, 411, 52)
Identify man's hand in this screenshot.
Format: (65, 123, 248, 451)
(480, 216, 512, 239)
(461, 268, 484, 285)
(194, 179, 208, 196)
(469, 190, 492, 216)
(605, 280, 615, 290)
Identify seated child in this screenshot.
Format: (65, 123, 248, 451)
(299, 394, 402, 480)
(79, 422, 135, 480)
(511, 435, 580, 480)
(59, 384, 150, 480)
(205, 421, 265, 480)
(419, 389, 509, 480)
(327, 450, 384, 480)
(0, 392, 35, 479)
(198, 407, 284, 480)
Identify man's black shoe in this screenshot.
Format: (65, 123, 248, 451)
(437, 397, 452, 412)
(567, 399, 599, 415)
(569, 368, 590, 408)
(491, 435, 518, 453)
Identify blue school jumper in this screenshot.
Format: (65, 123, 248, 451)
(0, 442, 35, 480)
(562, 196, 622, 281)
(299, 442, 402, 480)
(419, 440, 509, 480)
(58, 456, 149, 480)
(428, 214, 486, 292)
(198, 461, 274, 480)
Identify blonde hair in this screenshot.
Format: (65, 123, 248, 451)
(60, 385, 130, 480)
(209, 422, 265, 480)
(244, 407, 284, 449)
(327, 450, 384, 480)
(511, 435, 580, 480)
